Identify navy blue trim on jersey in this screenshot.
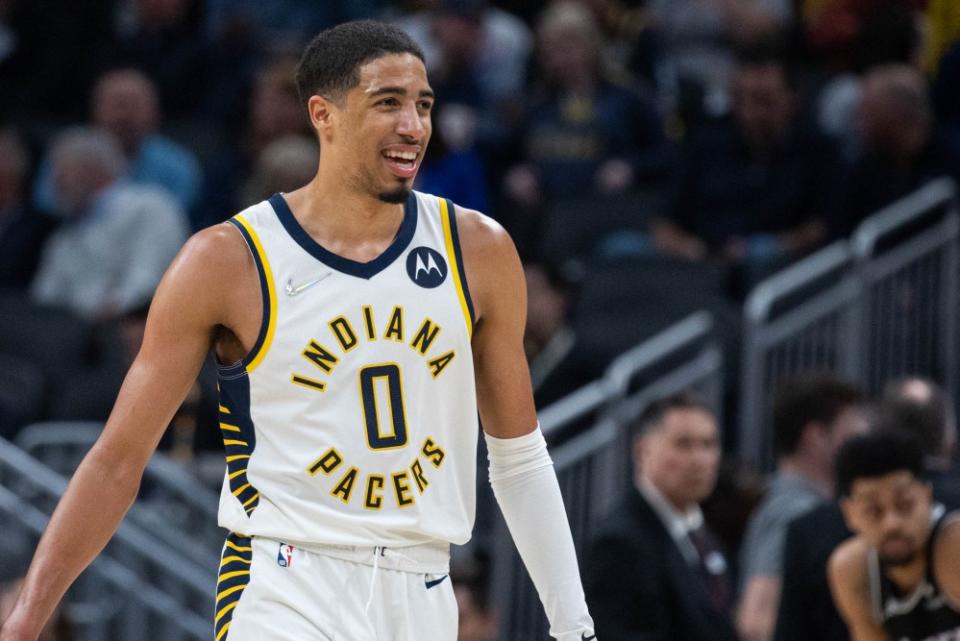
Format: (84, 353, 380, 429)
(218, 374, 260, 516)
(444, 198, 476, 329)
(268, 192, 418, 279)
(225, 218, 271, 371)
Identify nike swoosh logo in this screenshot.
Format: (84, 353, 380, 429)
(582, 634, 596, 640)
(285, 273, 331, 297)
(424, 575, 448, 590)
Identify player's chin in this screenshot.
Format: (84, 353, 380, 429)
(878, 540, 918, 566)
(377, 183, 412, 204)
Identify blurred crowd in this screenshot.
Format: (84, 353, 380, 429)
(2, 0, 960, 639)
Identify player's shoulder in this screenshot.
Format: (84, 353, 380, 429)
(828, 536, 870, 588)
(170, 220, 255, 287)
(446, 201, 516, 260)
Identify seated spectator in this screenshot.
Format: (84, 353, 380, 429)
(33, 69, 202, 219)
(831, 63, 960, 237)
(653, 47, 836, 274)
(0, 130, 58, 290)
(203, 56, 312, 222)
(30, 127, 188, 321)
(523, 260, 591, 409)
(737, 373, 865, 641)
(587, 393, 738, 641)
(241, 135, 318, 205)
(504, 1, 671, 207)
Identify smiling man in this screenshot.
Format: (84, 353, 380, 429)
(0, 21, 596, 641)
(828, 432, 960, 641)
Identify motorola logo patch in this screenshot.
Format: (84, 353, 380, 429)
(406, 246, 448, 288)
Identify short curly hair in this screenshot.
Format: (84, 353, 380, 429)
(295, 20, 425, 107)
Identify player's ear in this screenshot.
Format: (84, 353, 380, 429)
(308, 95, 338, 140)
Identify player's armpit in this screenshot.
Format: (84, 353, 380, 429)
(454, 206, 537, 438)
(827, 540, 891, 641)
(0, 224, 254, 641)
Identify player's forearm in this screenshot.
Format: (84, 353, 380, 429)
(2, 446, 142, 639)
(487, 428, 596, 641)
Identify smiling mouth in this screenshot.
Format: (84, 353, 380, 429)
(382, 150, 420, 178)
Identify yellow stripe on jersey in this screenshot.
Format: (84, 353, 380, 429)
(223, 439, 248, 447)
(219, 422, 241, 432)
(220, 555, 253, 567)
(218, 404, 231, 414)
(225, 454, 250, 463)
(216, 583, 247, 601)
(215, 622, 231, 641)
(438, 198, 473, 338)
(228, 468, 247, 480)
(232, 214, 277, 373)
(232, 483, 252, 496)
(216, 601, 239, 624)
(225, 540, 252, 553)
(242, 493, 260, 508)
(217, 570, 250, 583)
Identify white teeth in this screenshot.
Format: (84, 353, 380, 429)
(385, 151, 417, 161)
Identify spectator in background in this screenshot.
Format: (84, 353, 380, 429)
(33, 69, 203, 219)
(416, 104, 488, 215)
(776, 376, 960, 641)
(0, 130, 58, 291)
(241, 135, 318, 205)
(203, 56, 313, 223)
(653, 47, 836, 282)
(99, 0, 210, 119)
(396, 0, 532, 141)
(737, 373, 865, 641)
(587, 392, 738, 641)
(645, 0, 793, 123)
(30, 127, 188, 321)
(503, 1, 670, 211)
(523, 261, 590, 409)
(831, 63, 960, 238)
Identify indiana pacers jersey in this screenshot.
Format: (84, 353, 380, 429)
(215, 191, 478, 548)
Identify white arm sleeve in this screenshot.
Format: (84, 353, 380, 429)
(486, 427, 597, 641)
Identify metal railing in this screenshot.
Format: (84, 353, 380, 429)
(0, 436, 215, 641)
(738, 178, 959, 469)
(15, 422, 224, 560)
(492, 312, 724, 641)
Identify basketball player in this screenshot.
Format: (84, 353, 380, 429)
(828, 431, 960, 641)
(0, 21, 597, 641)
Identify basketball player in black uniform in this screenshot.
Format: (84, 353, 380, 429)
(829, 431, 960, 641)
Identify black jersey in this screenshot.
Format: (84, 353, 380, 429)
(869, 508, 960, 641)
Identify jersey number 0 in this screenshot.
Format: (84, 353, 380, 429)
(359, 364, 408, 450)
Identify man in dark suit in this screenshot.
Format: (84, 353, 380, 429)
(586, 392, 738, 641)
(775, 377, 960, 641)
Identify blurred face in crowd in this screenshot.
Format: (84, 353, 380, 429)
(251, 60, 310, 150)
(857, 67, 931, 160)
(523, 264, 568, 358)
(432, 13, 482, 64)
(818, 406, 870, 470)
(637, 407, 721, 510)
(92, 70, 159, 154)
(732, 63, 795, 150)
(841, 471, 933, 566)
(538, 21, 599, 88)
(313, 53, 433, 204)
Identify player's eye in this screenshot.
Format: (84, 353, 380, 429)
(378, 97, 400, 107)
(418, 100, 433, 112)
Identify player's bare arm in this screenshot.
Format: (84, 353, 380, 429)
(0, 223, 259, 641)
(933, 517, 960, 609)
(828, 539, 891, 641)
(455, 206, 538, 438)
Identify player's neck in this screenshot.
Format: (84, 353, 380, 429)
(284, 178, 406, 251)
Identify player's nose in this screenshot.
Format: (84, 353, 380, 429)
(396, 102, 426, 139)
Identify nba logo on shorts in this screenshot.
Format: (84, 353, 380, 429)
(277, 543, 294, 567)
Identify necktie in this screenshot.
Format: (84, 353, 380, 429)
(688, 525, 731, 613)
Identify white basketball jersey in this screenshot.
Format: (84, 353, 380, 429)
(216, 191, 478, 547)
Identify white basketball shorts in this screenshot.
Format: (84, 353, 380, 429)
(214, 533, 457, 641)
